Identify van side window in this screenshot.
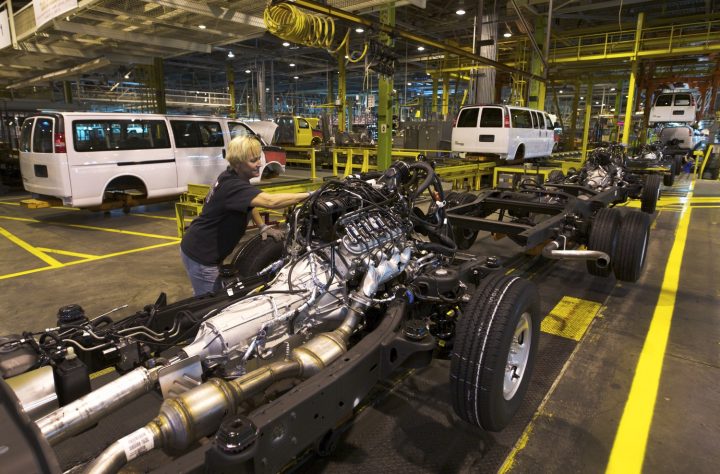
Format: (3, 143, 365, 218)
(544, 113, 554, 130)
(674, 94, 691, 106)
(531, 111, 541, 129)
(20, 118, 34, 152)
(32, 118, 54, 154)
(228, 122, 254, 139)
(479, 108, 502, 127)
(655, 94, 672, 106)
(298, 119, 309, 129)
(510, 109, 532, 128)
(456, 108, 479, 127)
(74, 120, 170, 151)
(171, 121, 224, 148)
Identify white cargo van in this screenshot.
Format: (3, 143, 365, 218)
(648, 90, 697, 124)
(451, 105, 555, 162)
(18, 112, 285, 209)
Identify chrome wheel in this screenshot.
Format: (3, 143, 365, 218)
(504, 311, 532, 400)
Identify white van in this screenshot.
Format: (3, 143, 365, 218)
(649, 90, 697, 124)
(451, 105, 555, 162)
(18, 112, 285, 209)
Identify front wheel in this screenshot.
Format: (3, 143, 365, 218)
(663, 162, 675, 186)
(450, 273, 541, 431)
(613, 211, 651, 282)
(586, 208, 622, 277)
(229, 234, 284, 278)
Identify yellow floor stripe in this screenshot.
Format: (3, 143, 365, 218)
(540, 296, 602, 341)
(0, 201, 21, 206)
(0, 215, 178, 241)
(605, 185, 694, 473)
(0, 240, 179, 280)
(130, 212, 177, 221)
(36, 247, 98, 259)
(0, 226, 63, 267)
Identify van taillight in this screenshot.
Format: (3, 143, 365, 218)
(54, 132, 66, 153)
(504, 113, 510, 128)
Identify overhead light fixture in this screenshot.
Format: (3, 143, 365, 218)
(456, 0, 466, 15)
(293, 76, 299, 79)
(355, 27, 364, 33)
(289, 63, 295, 67)
(245, 69, 251, 74)
(559, 90, 563, 94)
(227, 51, 235, 58)
(266, 87, 270, 92)
(407, 82, 412, 86)
(198, 24, 206, 30)
(282, 41, 290, 47)
(610, 87, 616, 91)
(417, 46, 425, 51)
(503, 22, 512, 38)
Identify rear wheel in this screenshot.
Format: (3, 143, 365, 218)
(674, 155, 683, 176)
(229, 234, 284, 278)
(508, 146, 525, 165)
(613, 211, 651, 282)
(450, 273, 541, 431)
(641, 174, 662, 213)
(586, 208, 621, 277)
(663, 162, 675, 186)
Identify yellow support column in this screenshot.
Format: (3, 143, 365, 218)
(622, 12, 644, 147)
(581, 82, 594, 164)
(338, 50, 347, 132)
(227, 64, 236, 119)
(442, 73, 450, 118)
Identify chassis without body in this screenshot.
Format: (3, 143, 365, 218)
(1, 161, 543, 473)
(446, 149, 655, 282)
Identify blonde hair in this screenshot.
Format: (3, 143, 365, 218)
(226, 135, 262, 168)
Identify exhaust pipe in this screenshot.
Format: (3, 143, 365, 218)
(36, 366, 161, 445)
(542, 240, 610, 268)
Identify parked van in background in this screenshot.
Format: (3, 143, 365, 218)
(649, 90, 697, 124)
(19, 112, 285, 209)
(451, 105, 555, 162)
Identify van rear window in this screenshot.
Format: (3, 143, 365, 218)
(674, 94, 691, 106)
(73, 120, 170, 152)
(479, 108, 502, 127)
(655, 94, 672, 106)
(170, 121, 224, 148)
(20, 118, 34, 152)
(510, 109, 532, 128)
(33, 118, 55, 154)
(456, 108, 479, 127)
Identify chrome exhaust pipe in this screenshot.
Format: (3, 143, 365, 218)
(542, 240, 610, 268)
(36, 366, 160, 445)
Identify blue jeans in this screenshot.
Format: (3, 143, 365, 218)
(180, 248, 221, 296)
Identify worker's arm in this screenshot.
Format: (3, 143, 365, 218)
(250, 207, 265, 228)
(250, 191, 310, 209)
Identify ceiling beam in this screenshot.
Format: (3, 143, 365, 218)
(52, 19, 212, 53)
(6, 57, 112, 89)
(140, 0, 266, 29)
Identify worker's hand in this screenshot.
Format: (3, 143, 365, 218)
(260, 225, 284, 241)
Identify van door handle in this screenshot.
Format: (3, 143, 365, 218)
(455, 140, 464, 146)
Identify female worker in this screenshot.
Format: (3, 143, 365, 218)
(180, 135, 311, 295)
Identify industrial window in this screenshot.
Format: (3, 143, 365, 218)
(73, 120, 170, 152)
(456, 108, 479, 127)
(32, 118, 54, 154)
(655, 94, 672, 106)
(20, 118, 34, 152)
(171, 121, 224, 148)
(479, 108, 502, 127)
(510, 109, 532, 128)
(674, 94, 692, 106)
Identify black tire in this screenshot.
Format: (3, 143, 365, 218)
(586, 208, 621, 277)
(613, 211, 651, 282)
(228, 234, 284, 278)
(510, 146, 525, 164)
(450, 273, 541, 431)
(546, 169, 565, 183)
(663, 163, 675, 186)
(641, 174, 662, 213)
(451, 192, 479, 250)
(674, 155, 683, 176)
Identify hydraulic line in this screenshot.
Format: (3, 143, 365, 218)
(264, 3, 367, 61)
